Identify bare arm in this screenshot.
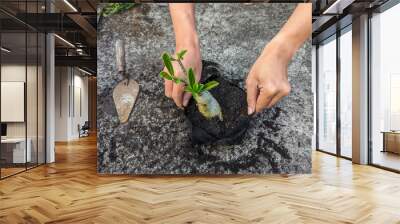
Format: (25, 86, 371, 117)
(246, 3, 312, 114)
(169, 4, 199, 50)
(271, 3, 312, 61)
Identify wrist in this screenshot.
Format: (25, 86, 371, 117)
(176, 32, 200, 51)
(261, 35, 295, 63)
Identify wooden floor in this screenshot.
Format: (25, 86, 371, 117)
(1, 167, 26, 178)
(1, 135, 400, 224)
(1, 163, 45, 178)
(372, 150, 400, 171)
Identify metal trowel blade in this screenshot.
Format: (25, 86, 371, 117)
(112, 79, 140, 124)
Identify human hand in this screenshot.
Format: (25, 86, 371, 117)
(163, 41, 202, 108)
(245, 4, 311, 115)
(165, 3, 202, 108)
(245, 40, 292, 115)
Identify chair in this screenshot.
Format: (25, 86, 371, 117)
(79, 121, 90, 138)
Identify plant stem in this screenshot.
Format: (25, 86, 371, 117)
(177, 58, 188, 79)
(176, 76, 188, 85)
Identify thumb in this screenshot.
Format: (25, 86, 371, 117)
(246, 79, 258, 115)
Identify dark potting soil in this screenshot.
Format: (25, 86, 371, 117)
(185, 61, 251, 145)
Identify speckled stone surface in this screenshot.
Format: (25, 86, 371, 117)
(97, 3, 312, 174)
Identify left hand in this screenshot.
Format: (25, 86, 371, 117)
(163, 40, 202, 109)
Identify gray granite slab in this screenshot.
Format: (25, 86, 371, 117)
(97, 3, 312, 174)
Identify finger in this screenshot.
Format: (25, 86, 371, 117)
(172, 82, 185, 108)
(245, 79, 258, 115)
(267, 92, 284, 109)
(267, 85, 291, 108)
(196, 63, 203, 82)
(164, 79, 173, 98)
(183, 92, 192, 107)
(255, 87, 276, 113)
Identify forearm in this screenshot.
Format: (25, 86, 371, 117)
(263, 3, 312, 60)
(169, 3, 199, 49)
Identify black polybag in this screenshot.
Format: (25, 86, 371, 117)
(185, 61, 251, 145)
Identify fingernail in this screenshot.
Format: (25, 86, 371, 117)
(248, 107, 254, 115)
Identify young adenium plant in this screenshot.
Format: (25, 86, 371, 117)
(160, 50, 223, 121)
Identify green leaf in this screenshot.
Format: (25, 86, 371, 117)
(188, 68, 196, 89)
(162, 52, 174, 77)
(101, 3, 136, 17)
(184, 86, 193, 93)
(192, 83, 197, 92)
(197, 83, 205, 92)
(173, 77, 182, 84)
(176, 50, 187, 60)
(203, 81, 219, 91)
(159, 71, 173, 80)
(193, 83, 202, 93)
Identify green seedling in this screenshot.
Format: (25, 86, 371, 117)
(101, 3, 136, 17)
(160, 50, 223, 121)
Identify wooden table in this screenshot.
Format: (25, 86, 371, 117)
(381, 131, 400, 154)
(1, 138, 31, 164)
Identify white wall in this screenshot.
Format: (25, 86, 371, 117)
(1, 65, 40, 138)
(1, 65, 27, 140)
(55, 66, 69, 141)
(1, 82, 25, 122)
(54, 67, 89, 141)
(72, 73, 89, 138)
(1, 65, 26, 135)
(1, 63, 46, 164)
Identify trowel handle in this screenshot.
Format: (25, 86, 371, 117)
(115, 39, 125, 73)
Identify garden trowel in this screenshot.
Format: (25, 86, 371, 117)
(113, 39, 139, 124)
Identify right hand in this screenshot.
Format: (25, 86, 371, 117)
(164, 42, 202, 108)
(245, 40, 292, 114)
